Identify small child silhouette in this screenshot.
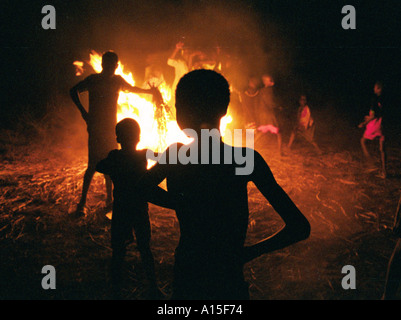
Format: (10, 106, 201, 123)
(142, 69, 311, 300)
(96, 118, 166, 299)
(287, 94, 321, 153)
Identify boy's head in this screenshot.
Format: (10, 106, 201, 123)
(115, 118, 141, 148)
(262, 74, 274, 87)
(299, 95, 307, 106)
(102, 51, 119, 76)
(175, 69, 230, 131)
(374, 81, 383, 96)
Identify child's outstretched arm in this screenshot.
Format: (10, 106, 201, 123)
(139, 147, 182, 210)
(243, 151, 311, 264)
(120, 79, 164, 106)
(144, 183, 183, 211)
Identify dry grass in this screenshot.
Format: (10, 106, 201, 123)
(1, 129, 401, 300)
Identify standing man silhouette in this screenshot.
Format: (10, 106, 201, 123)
(70, 51, 162, 216)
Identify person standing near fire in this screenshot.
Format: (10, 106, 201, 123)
(257, 74, 283, 156)
(358, 81, 387, 179)
(167, 41, 190, 95)
(287, 94, 321, 153)
(70, 51, 163, 217)
(96, 118, 176, 299)
(241, 76, 261, 129)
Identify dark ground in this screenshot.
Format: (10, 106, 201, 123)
(0, 121, 401, 300)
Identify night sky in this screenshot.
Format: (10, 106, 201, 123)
(2, 0, 401, 129)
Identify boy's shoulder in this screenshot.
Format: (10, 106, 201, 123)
(230, 144, 263, 164)
(106, 149, 121, 158)
(111, 148, 147, 158)
(84, 73, 99, 82)
(85, 74, 124, 86)
(135, 148, 149, 159)
(104, 149, 148, 168)
(112, 74, 127, 85)
(165, 142, 260, 157)
(224, 142, 254, 152)
(168, 141, 262, 172)
(79, 73, 104, 88)
(75, 73, 97, 87)
(112, 74, 124, 80)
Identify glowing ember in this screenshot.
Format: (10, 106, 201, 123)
(75, 51, 234, 157)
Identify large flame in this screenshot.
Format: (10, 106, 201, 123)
(76, 51, 233, 159)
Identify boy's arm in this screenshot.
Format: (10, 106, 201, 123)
(95, 150, 117, 176)
(244, 151, 311, 263)
(145, 183, 183, 211)
(139, 148, 182, 210)
(70, 78, 90, 123)
(358, 109, 375, 128)
(168, 42, 183, 61)
(120, 78, 164, 106)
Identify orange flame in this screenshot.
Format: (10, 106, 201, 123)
(73, 61, 84, 76)
(75, 51, 233, 160)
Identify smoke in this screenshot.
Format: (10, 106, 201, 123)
(4, 0, 298, 151)
(54, 0, 295, 139)
(58, 0, 292, 84)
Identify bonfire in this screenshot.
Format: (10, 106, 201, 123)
(74, 51, 233, 160)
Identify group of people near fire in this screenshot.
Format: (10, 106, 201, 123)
(69, 41, 398, 300)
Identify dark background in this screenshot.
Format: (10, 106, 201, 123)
(1, 0, 401, 130)
(1, 1, 401, 302)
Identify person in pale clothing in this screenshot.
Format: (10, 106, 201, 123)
(167, 42, 190, 93)
(257, 74, 282, 155)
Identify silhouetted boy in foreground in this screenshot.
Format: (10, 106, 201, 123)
(143, 70, 310, 299)
(70, 51, 162, 216)
(96, 118, 166, 299)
